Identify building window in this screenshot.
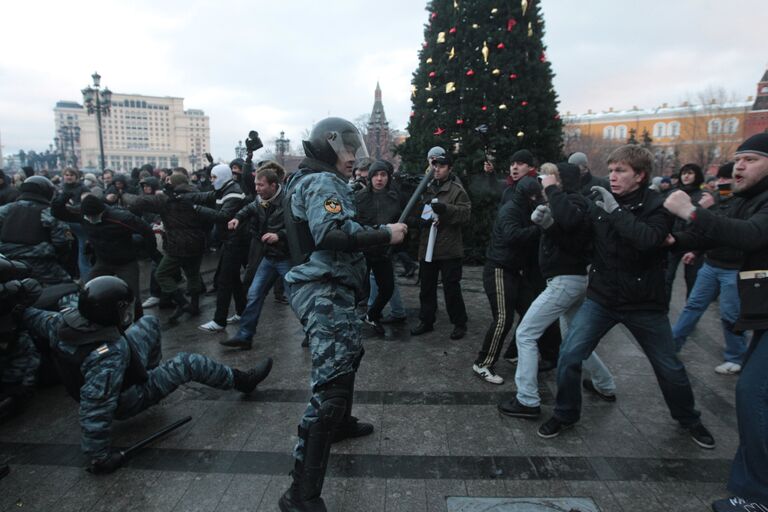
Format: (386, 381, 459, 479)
(602, 126, 615, 139)
(653, 122, 666, 138)
(724, 118, 739, 134)
(708, 118, 722, 134)
(668, 121, 681, 137)
(616, 125, 627, 140)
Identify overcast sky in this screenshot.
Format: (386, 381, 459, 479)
(1, 0, 765, 162)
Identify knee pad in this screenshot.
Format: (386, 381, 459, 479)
(312, 374, 354, 429)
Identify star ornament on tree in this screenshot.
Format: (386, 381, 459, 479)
(433, 127, 446, 136)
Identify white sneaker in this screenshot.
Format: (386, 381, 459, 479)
(198, 320, 225, 333)
(227, 314, 241, 323)
(714, 362, 742, 375)
(473, 364, 504, 385)
(142, 296, 161, 308)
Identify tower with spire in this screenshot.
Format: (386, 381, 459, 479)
(745, 68, 768, 137)
(365, 82, 393, 161)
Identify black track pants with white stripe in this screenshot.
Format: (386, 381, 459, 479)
(475, 262, 521, 368)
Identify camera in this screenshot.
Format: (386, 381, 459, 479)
(245, 131, 263, 153)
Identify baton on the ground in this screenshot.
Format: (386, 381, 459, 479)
(119, 416, 192, 460)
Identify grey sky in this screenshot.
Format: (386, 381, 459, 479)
(1, 0, 765, 162)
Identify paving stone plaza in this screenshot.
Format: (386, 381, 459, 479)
(0, 262, 738, 511)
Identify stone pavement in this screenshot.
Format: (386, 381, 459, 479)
(0, 262, 740, 511)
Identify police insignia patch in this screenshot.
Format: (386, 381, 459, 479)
(96, 344, 110, 355)
(324, 198, 342, 214)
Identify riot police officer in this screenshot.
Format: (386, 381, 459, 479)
(22, 276, 273, 474)
(0, 255, 42, 420)
(0, 176, 72, 285)
(279, 117, 407, 512)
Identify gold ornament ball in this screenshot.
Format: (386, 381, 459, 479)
(426, 57, 433, 64)
(499, 103, 507, 110)
(517, 131, 525, 137)
(492, 68, 501, 76)
(427, 97, 434, 104)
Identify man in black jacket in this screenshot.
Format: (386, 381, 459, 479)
(183, 164, 249, 333)
(124, 173, 207, 323)
(220, 166, 288, 348)
(52, 193, 159, 320)
(539, 145, 715, 452)
(0, 170, 20, 206)
(498, 163, 616, 418)
(665, 133, 768, 511)
(355, 160, 404, 334)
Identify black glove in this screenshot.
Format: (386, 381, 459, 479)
(431, 202, 447, 216)
(17, 278, 42, 306)
(1, 280, 22, 298)
(87, 450, 124, 475)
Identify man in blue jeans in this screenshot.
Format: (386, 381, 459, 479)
(665, 133, 768, 512)
(539, 145, 715, 452)
(672, 162, 747, 375)
(221, 166, 289, 349)
(499, 163, 615, 418)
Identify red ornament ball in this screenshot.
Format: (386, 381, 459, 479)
(431, 11, 438, 20)
(466, 69, 475, 76)
(456, 119, 464, 125)
(507, 19, 517, 31)
(423, 41, 428, 48)
(481, 106, 488, 111)
(496, 42, 505, 49)
(509, 73, 518, 79)
(449, 27, 457, 34)
(410, 111, 416, 118)
(540, 52, 547, 62)
(429, 71, 436, 78)
(521, 100, 529, 106)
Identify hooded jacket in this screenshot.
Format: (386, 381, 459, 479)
(234, 186, 288, 260)
(539, 164, 593, 278)
(485, 176, 541, 270)
(123, 184, 208, 257)
(417, 173, 472, 260)
(183, 180, 249, 246)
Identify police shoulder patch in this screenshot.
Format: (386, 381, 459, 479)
(324, 198, 342, 214)
(96, 344, 110, 355)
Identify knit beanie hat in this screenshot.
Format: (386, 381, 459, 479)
(510, 149, 534, 166)
(735, 133, 768, 158)
(717, 162, 734, 179)
(81, 194, 105, 216)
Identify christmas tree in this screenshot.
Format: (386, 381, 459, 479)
(401, 0, 562, 170)
(398, 0, 563, 260)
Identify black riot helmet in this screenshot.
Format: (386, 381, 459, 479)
(78, 276, 135, 329)
(19, 175, 56, 202)
(302, 117, 369, 169)
(0, 254, 31, 282)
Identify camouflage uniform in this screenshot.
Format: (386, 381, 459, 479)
(0, 331, 40, 392)
(22, 309, 235, 460)
(285, 169, 383, 459)
(0, 200, 72, 285)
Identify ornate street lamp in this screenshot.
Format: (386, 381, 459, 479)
(235, 140, 245, 159)
(58, 121, 81, 167)
(275, 131, 290, 166)
(82, 72, 112, 170)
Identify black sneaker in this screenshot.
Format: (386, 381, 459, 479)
(380, 315, 407, 324)
(274, 295, 289, 305)
(538, 359, 557, 373)
(363, 314, 385, 335)
(688, 422, 715, 449)
(498, 398, 540, 419)
(537, 416, 575, 439)
(712, 496, 768, 512)
(410, 322, 434, 336)
(450, 325, 467, 340)
(582, 379, 617, 402)
(219, 337, 253, 350)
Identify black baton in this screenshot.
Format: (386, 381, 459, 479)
(119, 416, 192, 459)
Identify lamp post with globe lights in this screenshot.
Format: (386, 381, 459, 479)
(81, 72, 112, 170)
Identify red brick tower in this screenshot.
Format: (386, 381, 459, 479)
(365, 82, 393, 161)
(745, 68, 768, 137)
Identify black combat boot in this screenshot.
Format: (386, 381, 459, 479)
(331, 373, 373, 444)
(168, 290, 188, 324)
(232, 358, 273, 394)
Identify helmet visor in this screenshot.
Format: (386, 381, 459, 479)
(326, 129, 369, 165)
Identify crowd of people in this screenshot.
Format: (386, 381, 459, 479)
(0, 122, 766, 512)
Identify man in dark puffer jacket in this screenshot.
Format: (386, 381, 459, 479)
(538, 144, 715, 452)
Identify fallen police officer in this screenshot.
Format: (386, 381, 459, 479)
(21, 275, 272, 474)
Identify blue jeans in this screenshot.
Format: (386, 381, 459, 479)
(69, 222, 91, 279)
(368, 272, 406, 318)
(672, 262, 747, 364)
(554, 298, 701, 427)
(515, 275, 615, 407)
(236, 257, 292, 341)
(728, 330, 768, 504)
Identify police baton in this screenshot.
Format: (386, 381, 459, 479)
(119, 416, 192, 460)
(387, 168, 435, 256)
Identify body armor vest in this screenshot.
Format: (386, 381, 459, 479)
(283, 170, 318, 267)
(1, 202, 48, 245)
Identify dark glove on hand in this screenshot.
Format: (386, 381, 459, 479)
(18, 278, 42, 306)
(1, 280, 22, 297)
(87, 450, 124, 475)
(431, 202, 447, 215)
